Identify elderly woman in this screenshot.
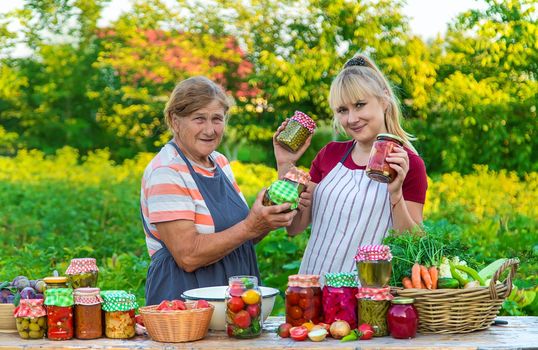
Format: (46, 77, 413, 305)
(141, 76, 296, 304)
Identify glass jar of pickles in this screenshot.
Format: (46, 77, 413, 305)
(74, 287, 103, 339)
(285, 274, 322, 326)
(357, 287, 392, 337)
(13, 299, 47, 339)
(262, 180, 299, 211)
(322, 272, 358, 329)
(355, 245, 392, 287)
(387, 297, 418, 339)
(44, 288, 74, 340)
(225, 276, 262, 339)
(101, 290, 137, 339)
(276, 111, 316, 152)
(66, 258, 99, 289)
(365, 133, 404, 183)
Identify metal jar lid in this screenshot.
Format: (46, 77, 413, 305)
(391, 297, 415, 304)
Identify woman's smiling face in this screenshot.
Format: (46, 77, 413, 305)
(335, 94, 387, 145)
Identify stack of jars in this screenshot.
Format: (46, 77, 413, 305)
(285, 274, 322, 326)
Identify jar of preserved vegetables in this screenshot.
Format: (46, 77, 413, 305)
(262, 180, 299, 211)
(355, 244, 392, 287)
(13, 299, 47, 339)
(357, 287, 392, 337)
(387, 297, 418, 339)
(44, 288, 74, 340)
(66, 258, 99, 289)
(322, 272, 358, 329)
(365, 133, 404, 183)
(74, 287, 103, 339)
(285, 274, 322, 326)
(101, 290, 137, 339)
(225, 276, 262, 339)
(276, 111, 316, 152)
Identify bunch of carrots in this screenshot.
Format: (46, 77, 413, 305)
(402, 263, 438, 289)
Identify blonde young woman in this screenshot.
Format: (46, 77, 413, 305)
(273, 55, 428, 276)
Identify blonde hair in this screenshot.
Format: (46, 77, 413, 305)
(164, 76, 231, 131)
(329, 54, 417, 154)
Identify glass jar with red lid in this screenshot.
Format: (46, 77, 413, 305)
(66, 258, 99, 289)
(285, 274, 322, 326)
(13, 299, 47, 339)
(387, 297, 418, 339)
(44, 288, 74, 340)
(355, 244, 392, 288)
(74, 287, 103, 339)
(322, 272, 358, 329)
(276, 111, 316, 152)
(366, 133, 404, 183)
(357, 287, 392, 337)
(282, 166, 310, 197)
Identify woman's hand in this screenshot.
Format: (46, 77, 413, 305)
(298, 181, 315, 211)
(386, 146, 409, 203)
(245, 190, 298, 237)
(273, 119, 313, 175)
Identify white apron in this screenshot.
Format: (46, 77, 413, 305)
(299, 142, 392, 276)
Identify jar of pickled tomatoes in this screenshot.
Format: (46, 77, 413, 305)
(285, 274, 322, 326)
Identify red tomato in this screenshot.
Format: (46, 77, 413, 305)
(156, 300, 175, 311)
(286, 293, 300, 306)
(135, 314, 144, 326)
(171, 300, 186, 310)
(289, 326, 308, 341)
(227, 325, 234, 337)
(288, 306, 303, 320)
(298, 297, 312, 310)
(277, 323, 292, 338)
(195, 300, 210, 309)
(233, 310, 251, 328)
(228, 296, 245, 313)
(358, 323, 374, 340)
(247, 303, 261, 318)
(302, 307, 315, 321)
(317, 322, 331, 334)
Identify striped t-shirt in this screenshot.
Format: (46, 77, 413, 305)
(140, 143, 246, 256)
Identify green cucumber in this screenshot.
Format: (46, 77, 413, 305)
(437, 277, 460, 289)
(478, 258, 508, 281)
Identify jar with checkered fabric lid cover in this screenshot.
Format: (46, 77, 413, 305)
(65, 258, 99, 289)
(322, 272, 358, 329)
(13, 299, 47, 339)
(281, 166, 310, 197)
(354, 245, 392, 287)
(262, 179, 299, 212)
(74, 288, 102, 339)
(276, 111, 316, 152)
(357, 287, 393, 337)
(44, 288, 74, 340)
(285, 274, 322, 326)
(101, 290, 137, 339)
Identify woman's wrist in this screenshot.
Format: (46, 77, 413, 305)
(390, 191, 403, 208)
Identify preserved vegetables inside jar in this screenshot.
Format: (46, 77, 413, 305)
(47, 305, 74, 340)
(75, 304, 102, 339)
(276, 111, 316, 153)
(15, 317, 47, 339)
(387, 298, 418, 339)
(365, 134, 403, 183)
(225, 276, 262, 339)
(66, 258, 99, 288)
(285, 275, 322, 326)
(105, 310, 135, 339)
(69, 271, 98, 289)
(357, 260, 392, 287)
(358, 298, 389, 337)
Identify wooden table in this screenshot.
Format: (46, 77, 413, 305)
(0, 316, 536, 349)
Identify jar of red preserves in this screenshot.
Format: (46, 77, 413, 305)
(74, 287, 103, 339)
(285, 274, 322, 326)
(366, 133, 404, 183)
(387, 297, 418, 339)
(44, 288, 74, 340)
(322, 272, 358, 329)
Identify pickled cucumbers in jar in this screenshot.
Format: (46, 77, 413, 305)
(16, 317, 47, 339)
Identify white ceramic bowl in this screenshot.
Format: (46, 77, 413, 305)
(182, 286, 279, 331)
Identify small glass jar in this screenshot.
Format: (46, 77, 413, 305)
(74, 288, 103, 339)
(285, 274, 322, 327)
(101, 290, 137, 339)
(225, 276, 262, 339)
(44, 288, 74, 340)
(388, 297, 418, 339)
(276, 111, 316, 152)
(366, 133, 404, 183)
(322, 273, 358, 329)
(262, 180, 298, 211)
(66, 258, 99, 289)
(13, 299, 47, 339)
(43, 276, 68, 292)
(355, 245, 392, 288)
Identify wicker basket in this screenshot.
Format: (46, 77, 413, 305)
(139, 302, 214, 342)
(393, 258, 519, 334)
(0, 303, 17, 333)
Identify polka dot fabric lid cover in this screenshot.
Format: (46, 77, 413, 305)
(101, 290, 138, 312)
(65, 258, 99, 275)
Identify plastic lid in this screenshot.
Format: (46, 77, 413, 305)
(43, 276, 68, 284)
(376, 133, 404, 145)
(325, 272, 357, 287)
(267, 180, 299, 209)
(44, 288, 74, 306)
(391, 297, 415, 304)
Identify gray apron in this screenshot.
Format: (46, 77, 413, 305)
(143, 141, 260, 305)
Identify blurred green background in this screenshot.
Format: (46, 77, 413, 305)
(0, 0, 536, 316)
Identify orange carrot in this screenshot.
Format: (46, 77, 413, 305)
(429, 266, 438, 289)
(420, 265, 433, 289)
(411, 263, 422, 289)
(420, 279, 426, 289)
(402, 277, 413, 289)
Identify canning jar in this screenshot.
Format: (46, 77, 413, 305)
(322, 272, 358, 329)
(365, 133, 404, 183)
(101, 290, 137, 339)
(44, 288, 74, 340)
(74, 287, 103, 339)
(387, 297, 418, 339)
(285, 274, 322, 326)
(276, 111, 316, 152)
(355, 245, 392, 287)
(357, 287, 392, 337)
(282, 166, 310, 197)
(262, 180, 299, 211)
(13, 299, 47, 339)
(66, 258, 99, 289)
(225, 275, 262, 339)
(43, 276, 68, 292)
